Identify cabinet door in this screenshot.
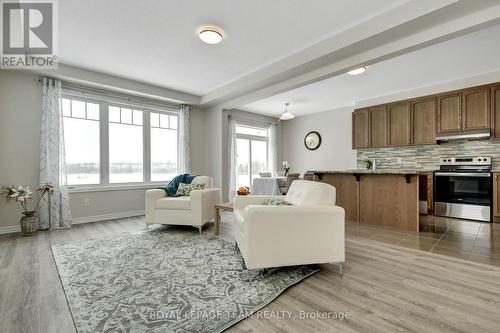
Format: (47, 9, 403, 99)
(437, 93, 461, 133)
(352, 109, 369, 148)
(494, 173, 500, 217)
(492, 85, 500, 139)
(369, 106, 388, 148)
(462, 87, 490, 131)
(388, 102, 410, 146)
(411, 98, 436, 145)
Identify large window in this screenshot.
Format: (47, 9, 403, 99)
(62, 95, 179, 187)
(62, 99, 100, 185)
(235, 124, 269, 188)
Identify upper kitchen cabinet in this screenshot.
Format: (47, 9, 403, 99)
(369, 106, 388, 148)
(411, 98, 436, 145)
(352, 109, 370, 148)
(437, 93, 461, 133)
(462, 87, 490, 131)
(388, 102, 410, 146)
(492, 85, 500, 140)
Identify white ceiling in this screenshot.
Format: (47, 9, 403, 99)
(240, 23, 500, 117)
(58, 0, 407, 95)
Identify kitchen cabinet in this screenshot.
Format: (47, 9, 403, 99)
(369, 106, 388, 148)
(388, 102, 410, 146)
(437, 93, 461, 133)
(411, 98, 436, 145)
(492, 85, 500, 139)
(462, 87, 490, 130)
(352, 109, 370, 148)
(494, 173, 500, 218)
(316, 173, 359, 221)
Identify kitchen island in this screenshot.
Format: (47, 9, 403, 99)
(310, 170, 434, 231)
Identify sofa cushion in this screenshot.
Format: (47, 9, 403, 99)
(176, 183, 192, 196)
(285, 180, 336, 206)
(156, 196, 191, 210)
(164, 174, 195, 196)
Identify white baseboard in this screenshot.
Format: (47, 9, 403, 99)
(0, 210, 145, 235)
(0, 225, 21, 235)
(72, 210, 145, 225)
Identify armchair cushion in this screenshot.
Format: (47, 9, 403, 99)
(156, 196, 191, 210)
(285, 180, 335, 206)
(164, 174, 196, 196)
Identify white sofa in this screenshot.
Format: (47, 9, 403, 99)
(145, 176, 221, 232)
(233, 180, 345, 274)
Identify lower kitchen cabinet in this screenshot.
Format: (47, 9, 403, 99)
(494, 173, 500, 217)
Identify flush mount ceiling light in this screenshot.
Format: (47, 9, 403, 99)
(199, 28, 223, 44)
(280, 103, 295, 120)
(347, 67, 367, 75)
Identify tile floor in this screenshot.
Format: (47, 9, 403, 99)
(345, 215, 500, 267)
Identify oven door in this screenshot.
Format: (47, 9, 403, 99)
(434, 172, 492, 222)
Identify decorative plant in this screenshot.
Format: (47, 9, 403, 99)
(362, 159, 373, 170)
(2, 184, 54, 215)
(282, 161, 290, 176)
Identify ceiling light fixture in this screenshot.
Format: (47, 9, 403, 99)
(199, 28, 223, 44)
(347, 67, 367, 75)
(280, 103, 295, 120)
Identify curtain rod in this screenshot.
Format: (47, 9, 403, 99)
(228, 113, 279, 126)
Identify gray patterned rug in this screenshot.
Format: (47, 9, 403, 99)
(52, 227, 319, 333)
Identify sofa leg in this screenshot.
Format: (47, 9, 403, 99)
(336, 263, 343, 277)
(198, 226, 202, 234)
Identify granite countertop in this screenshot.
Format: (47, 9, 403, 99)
(309, 169, 436, 175)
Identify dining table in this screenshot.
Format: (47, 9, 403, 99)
(251, 176, 287, 195)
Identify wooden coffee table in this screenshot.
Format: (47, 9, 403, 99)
(214, 202, 233, 235)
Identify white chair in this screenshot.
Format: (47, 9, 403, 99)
(145, 176, 221, 233)
(259, 172, 272, 177)
(233, 180, 345, 274)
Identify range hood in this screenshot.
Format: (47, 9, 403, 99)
(436, 129, 491, 142)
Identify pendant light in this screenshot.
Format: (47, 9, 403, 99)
(280, 103, 295, 120)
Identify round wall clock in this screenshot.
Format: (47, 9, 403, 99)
(304, 131, 321, 150)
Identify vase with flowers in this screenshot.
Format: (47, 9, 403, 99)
(282, 161, 290, 176)
(2, 184, 54, 235)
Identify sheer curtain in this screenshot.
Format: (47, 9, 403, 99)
(228, 115, 237, 199)
(269, 122, 278, 176)
(39, 78, 72, 230)
(178, 105, 191, 174)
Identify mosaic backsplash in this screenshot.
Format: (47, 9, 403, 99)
(357, 140, 500, 170)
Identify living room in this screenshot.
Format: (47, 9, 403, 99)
(1, 1, 500, 332)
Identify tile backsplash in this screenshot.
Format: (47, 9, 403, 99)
(357, 140, 500, 170)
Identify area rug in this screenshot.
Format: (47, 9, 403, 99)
(51, 227, 319, 333)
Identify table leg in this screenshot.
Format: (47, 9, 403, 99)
(214, 207, 220, 235)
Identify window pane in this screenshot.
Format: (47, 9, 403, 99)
(71, 100, 86, 118)
(133, 110, 143, 125)
(151, 128, 178, 181)
(159, 114, 169, 128)
(109, 123, 143, 183)
(236, 138, 250, 188)
(150, 113, 159, 127)
(169, 115, 178, 129)
(87, 102, 99, 120)
(109, 106, 120, 122)
(62, 98, 71, 117)
(251, 140, 268, 183)
(235, 125, 268, 137)
(64, 117, 100, 185)
(121, 108, 132, 124)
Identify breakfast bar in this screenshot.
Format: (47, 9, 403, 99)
(310, 170, 433, 232)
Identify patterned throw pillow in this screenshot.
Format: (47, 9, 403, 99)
(176, 183, 192, 196)
(265, 198, 291, 206)
(191, 183, 206, 191)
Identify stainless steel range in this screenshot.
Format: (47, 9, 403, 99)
(434, 156, 492, 222)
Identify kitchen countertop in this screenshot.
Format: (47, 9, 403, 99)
(309, 169, 436, 175)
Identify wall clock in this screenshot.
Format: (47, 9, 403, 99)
(304, 131, 321, 150)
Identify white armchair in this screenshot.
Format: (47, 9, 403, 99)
(233, 180, 345, 273)
(145, 176, 221, 233)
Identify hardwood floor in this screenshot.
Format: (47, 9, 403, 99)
(1, 214, 500, 332)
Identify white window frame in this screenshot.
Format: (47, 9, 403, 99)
(235, 123, 270, 188)
(62, 93, 180, 192)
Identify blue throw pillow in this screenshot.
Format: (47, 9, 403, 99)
(164, 174, 196, 196)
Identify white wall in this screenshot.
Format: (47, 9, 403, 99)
(281, 106, 357, 174)
(0, 71, 208, 232)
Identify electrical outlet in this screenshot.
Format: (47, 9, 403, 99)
(83, 198, 91, 207)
